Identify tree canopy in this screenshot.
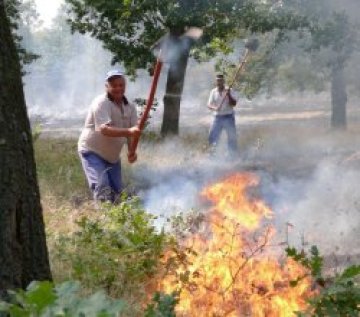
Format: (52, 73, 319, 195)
(66, 0, 307, 76)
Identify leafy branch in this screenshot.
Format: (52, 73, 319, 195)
(287, 246, 360, 316)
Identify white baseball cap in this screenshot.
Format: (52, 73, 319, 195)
(105, 70, 125, 81)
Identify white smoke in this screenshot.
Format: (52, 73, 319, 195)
(127, 124, 360, 258)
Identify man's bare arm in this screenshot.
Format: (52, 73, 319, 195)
(100, 124, 140, 138)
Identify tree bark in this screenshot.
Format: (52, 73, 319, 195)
(331, 63, 347, 129)
(0, 0, 51, 295)
(160, 33, 190, 136)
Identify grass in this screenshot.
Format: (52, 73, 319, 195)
(33, 132, 205, 202)
(34, 123, 360, 214)
(34, 137, 95, 286)
(34, 121, 360, 213)
(34, 137, 89, 206)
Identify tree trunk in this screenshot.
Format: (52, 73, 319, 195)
(160, 32, 190, 136)
(331, 63, 347, 129)
(0, 0, 51, 296)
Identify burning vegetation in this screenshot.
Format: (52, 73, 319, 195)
(159, 173, 313, 316)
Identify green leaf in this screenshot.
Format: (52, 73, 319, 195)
(339, 265, 360, 280)
(55, 280, 80, 299)
(0, 302, 11, 313)
(0, 281, 127, 317)
(71, 291, 126, 316)
(7, 305, 29, 317)
(24, 281, 56, 314)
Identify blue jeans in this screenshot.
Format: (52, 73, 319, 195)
(209, 114, 238, 153)
(79, 151, 122, 202)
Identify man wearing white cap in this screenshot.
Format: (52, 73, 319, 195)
(78, 70, 140, 203)
(207, 73, 238, 154)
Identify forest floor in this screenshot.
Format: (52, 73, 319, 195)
(34, 106, 360, 303)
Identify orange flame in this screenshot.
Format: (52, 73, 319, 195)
(203, 173, 273, 231)
(159, 173, 312, 316)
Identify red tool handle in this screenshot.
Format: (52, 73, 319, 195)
(130, 58, 163, 154)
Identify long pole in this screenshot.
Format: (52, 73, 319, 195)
(129, 57, 163, 155)
(216, 49, 251, 111)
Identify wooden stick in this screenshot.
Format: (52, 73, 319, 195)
(216, 49, 251, 111)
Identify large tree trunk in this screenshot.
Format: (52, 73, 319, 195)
(331, 63, 347, 129)
(0, 0, 51, 296)
(160, 32, 190, 136)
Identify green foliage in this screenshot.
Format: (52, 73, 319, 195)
(0, 281, 180, 317)
(304, 266, 360, 317)
(4, 0, 40, 72)
(286, 246, 323, 282)
(218, 37, 278, 98)
(65, 0, 307, 76)
(308, 12, 356, 71)
(223, 0, 359, 98)
(0, 281, 126, 317)
(133, 98, 159, 130)
(52, 198, 170, 299)
(283, 0, 358, 60)
(275, 57, 326, 93)
(286, 246, 360, 317)
(144, 292, 179, 317)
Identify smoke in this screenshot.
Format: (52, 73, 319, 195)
(24, 36, 158, 123)
(248, 123, 360, 255)
(129, 123, 360, 257)
(132, 138, 216, 217)
(279, 161, 360, 255)
(23, 21, 213, 132)
(22, 0, 360, 258)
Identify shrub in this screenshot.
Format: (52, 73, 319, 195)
(0, 281, 126, 317)
(0, 281, 178, 317)
(144, 292, 179, 317)
(287, 246, 360, 317)
(51, 197, 172, 304)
